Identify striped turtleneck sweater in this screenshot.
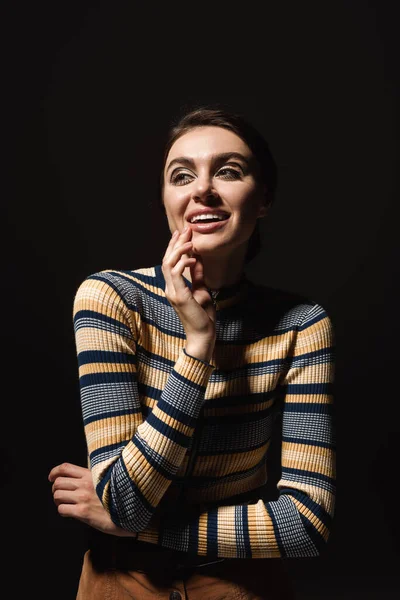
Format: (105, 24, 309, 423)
(73, 264, 336, 559)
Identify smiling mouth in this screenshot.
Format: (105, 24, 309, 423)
(189, 216, 230, 233)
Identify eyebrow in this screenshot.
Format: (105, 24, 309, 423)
(166, 152, 251, 174)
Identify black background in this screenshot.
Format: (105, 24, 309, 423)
(3, 1, 399, 598)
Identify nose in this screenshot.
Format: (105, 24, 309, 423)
(191, 172, 218, 202)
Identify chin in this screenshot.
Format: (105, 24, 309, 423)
(192, 242, 230, 257)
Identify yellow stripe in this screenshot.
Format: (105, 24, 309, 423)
(78, 361, 136, 377)
(283, 365, 333, 385)
(281, 444, 335, 479)
(249, 500, 281, 558)
(75, 325, 134, 349)
(198, 511, 208, 556)
(290, 317, 333, 357)
(85, 415, 142, 453)
(217, 506, 238, 558)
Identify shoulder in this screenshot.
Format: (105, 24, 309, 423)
(74, 265, 161, 304)
(247, 279, 333, 332)
(72, 266, 162, 329)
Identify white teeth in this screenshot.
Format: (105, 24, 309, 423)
(190, 214, 228, 223)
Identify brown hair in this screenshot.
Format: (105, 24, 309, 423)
(159, 105, 278, 264)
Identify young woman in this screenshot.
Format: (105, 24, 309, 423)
(49, 106, 336, 599)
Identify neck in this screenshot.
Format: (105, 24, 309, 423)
(183, 246, 247, 290)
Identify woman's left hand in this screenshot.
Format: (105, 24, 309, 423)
(48, 462, 135, 537)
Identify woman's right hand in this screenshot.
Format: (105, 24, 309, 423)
(162, 226, 216, 354)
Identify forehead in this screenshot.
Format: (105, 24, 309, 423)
(166, 126, 253, 163)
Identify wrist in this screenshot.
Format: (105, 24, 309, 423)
(184, 343, 214, 364)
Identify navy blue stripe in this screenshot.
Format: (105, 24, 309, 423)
(281, 383, 334, 395)
(78, 349, 136, 366)
(80, 371, 136, 387)
(135, 311, 186, 340)
(267, 502, 286, 557)
(136, 346, 179, 374)
(239, 505, 252, 558)
(73, 308, 132, 335)
(112, 458, 154, 512)
(138, 344, 285, 382)
(95, 460, 153, 531)
(106, 269, 157, 286)
(100, 270, 175, 312)
(137, 381, 164, 403)
(299, 310, 328, 331)
(299, 513, 326, 552)
(188, 437, 271, 458)
(204, 403, 276, 426)
(287, 347, 334, 366)
(95, 460, 158, 528)
(282, 401, 334, 415)
(96, 462, 113, 508)
(132, 435, 176, 479)
(137, 379, 276, 409)
(83, 408, 141, 426)
(90, 441, 126, 461)
(145, 411, 192, 447)
(190, 455, 265, 485)
(247, 357, 287, 370)
(207, 388, 276, 408)
(172, 369, 208, 391)
(282, 466, 335, 487)
(147, 398, 198, 428)
(207, 508, 219, 558)
(188, 513, 199, 554)
(85, 274, 132, 307)
(279, 489, 332, 530)
(90, 438, 174, 481)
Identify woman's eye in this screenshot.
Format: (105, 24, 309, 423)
(170, 166, 241, 185)
(217, 167, 242, 180)
(171, 172, 192, 185)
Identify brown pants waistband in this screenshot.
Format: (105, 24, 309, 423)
(90, 537, 227, 573)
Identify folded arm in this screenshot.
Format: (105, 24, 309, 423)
(74, 272, 215, 533)
(153, 304, 336, 558)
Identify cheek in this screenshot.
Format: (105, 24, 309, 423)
(162, 191, 190, 230)
(231, 189, 263, 222)
(162, 187, 190, 212)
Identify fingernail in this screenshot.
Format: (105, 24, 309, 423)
(183, 225, 188, 232)
(173, 230, 178, 237)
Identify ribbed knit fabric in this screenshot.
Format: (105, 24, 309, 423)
(73, 264, 336, 559)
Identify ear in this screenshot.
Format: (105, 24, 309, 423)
(257, 198, 270, 219)
(257, 204, 268, 218)
(256, 185, 270, 219)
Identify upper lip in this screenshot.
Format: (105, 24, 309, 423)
(186, 208, 230, 222)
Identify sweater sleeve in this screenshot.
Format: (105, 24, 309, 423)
(73, 272, 215, 533)
(156, 303, 336, 558)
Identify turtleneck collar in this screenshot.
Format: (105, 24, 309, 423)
(202, 273, 250, 310)
(156, 265, 249, 311)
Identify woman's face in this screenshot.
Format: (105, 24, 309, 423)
(162, 126, 267, 259)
